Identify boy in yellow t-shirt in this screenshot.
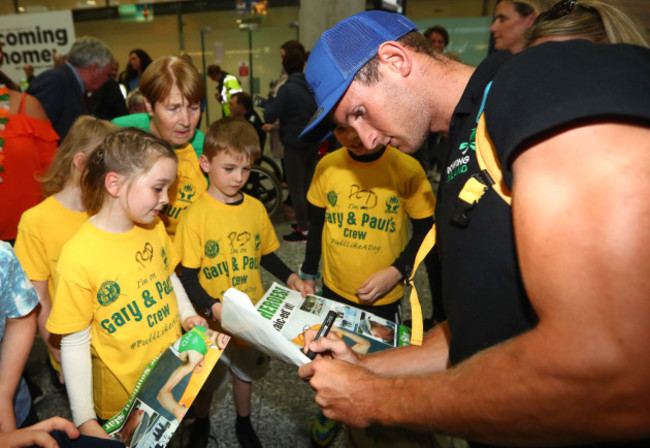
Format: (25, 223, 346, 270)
(300, 123, 436, 446)
(301, 124, 436, 322)
(175, 116, 311, 447)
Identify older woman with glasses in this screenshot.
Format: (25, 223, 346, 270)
(526, 0, 649, 47)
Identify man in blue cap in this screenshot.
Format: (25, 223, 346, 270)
(298, 10, 650, 448)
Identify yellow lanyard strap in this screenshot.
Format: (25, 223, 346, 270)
(407, 223, 437, 346)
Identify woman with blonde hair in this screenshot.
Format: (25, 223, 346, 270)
(490, 0, 555, 53)
(113, 55, 207, 237)
(526, 0, 649, 47)
(14, 116, 119, 388)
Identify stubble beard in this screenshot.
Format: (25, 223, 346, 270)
(399, 92, 431, 154)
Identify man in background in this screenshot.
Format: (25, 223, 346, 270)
(90, 59, 127, 121)
(424, 25, 461, 61)
(229, 91, 266, 149)
(207, 64, 243, 117)
(28, 36, 113, 140)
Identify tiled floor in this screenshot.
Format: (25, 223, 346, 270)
(25, 188, 435, 448)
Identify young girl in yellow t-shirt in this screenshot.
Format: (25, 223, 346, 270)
(46, 128, 205, 439)
(14, 116, 120, 386)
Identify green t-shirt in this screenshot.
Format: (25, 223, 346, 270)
(112, 113, 204, 159)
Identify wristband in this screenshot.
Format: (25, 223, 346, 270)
(204, 299, 220, 321)
(299, 269, 320, 281)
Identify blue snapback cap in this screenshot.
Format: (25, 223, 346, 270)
(299, 10, 417, 143)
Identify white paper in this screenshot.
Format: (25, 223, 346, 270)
(221, 288, 311, 367)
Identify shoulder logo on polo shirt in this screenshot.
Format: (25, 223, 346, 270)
(459, 128, 476, 154)
(446, 127, 476, 183)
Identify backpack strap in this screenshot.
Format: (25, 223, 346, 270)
(451, 82, 511, 227)
(405, 223, 437, 346)
(475, 113, 512, 206)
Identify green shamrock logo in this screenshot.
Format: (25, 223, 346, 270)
(459, 128, 477, 154)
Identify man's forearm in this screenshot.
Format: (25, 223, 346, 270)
(364, 324, 648, 446)
(362, 321, 450, 376)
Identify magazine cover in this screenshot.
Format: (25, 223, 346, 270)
(256, 282, 411, 355)
(102, 325, 230, 448)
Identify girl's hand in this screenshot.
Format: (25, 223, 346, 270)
(287, 273, 314, 297)
(78, 419, 110, 439)
(182, 315, 208, 332)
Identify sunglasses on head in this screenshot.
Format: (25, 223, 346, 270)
(537, 0, 597, 22)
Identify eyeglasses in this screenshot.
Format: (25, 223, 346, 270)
(536, 0, 597, 22)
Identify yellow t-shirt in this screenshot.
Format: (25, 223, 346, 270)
(307, 146, 436, 306)
(175, 192, 279, 305)
(14, 196, 89, 300)
(47, 219, 183, 419)
(161, 142, 208, 237)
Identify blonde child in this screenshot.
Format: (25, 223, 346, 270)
(46, 128, 205, 438)
(14, 116, 120, 386)
(175, 116, 312, 447)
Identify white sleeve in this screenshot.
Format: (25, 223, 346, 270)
(171, 272, 197, 322)
(61, 326, 96, 427)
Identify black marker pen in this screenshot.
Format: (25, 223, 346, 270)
(306, 310, 338, 360)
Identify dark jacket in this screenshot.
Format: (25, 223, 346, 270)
(91, 79, 127, 121)
(263, 72, 317, 148)
(27, 63, 88, 141)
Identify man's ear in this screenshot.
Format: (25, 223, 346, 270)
(105, 172, 123, 198)
(376, 41, 412, 77)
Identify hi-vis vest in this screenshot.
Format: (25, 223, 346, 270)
(408, 82, 508, 346)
